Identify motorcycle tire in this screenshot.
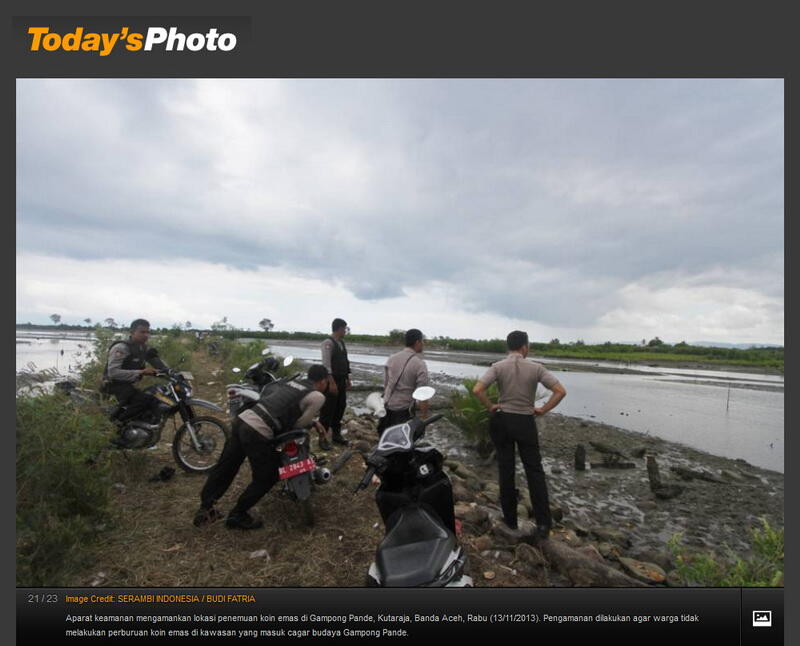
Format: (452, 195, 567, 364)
(172, 416, 230, 473)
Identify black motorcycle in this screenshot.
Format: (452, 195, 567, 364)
(226, 351, 294, 419)
(109, 369, 229, 473)
(355, 387, 473, 587)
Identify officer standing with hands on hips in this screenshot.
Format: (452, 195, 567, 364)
(472, 330, 566, 541)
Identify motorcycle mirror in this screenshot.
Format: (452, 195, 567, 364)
(232, 367, 241, 374)
(261, 348, 270, 356)
(283, 356, 294, 367)
(412, 386, 436, 402)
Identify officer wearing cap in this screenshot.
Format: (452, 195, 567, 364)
(377, 328, 430, 437)
(473, 330, 566, 541)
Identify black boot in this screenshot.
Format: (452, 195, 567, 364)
(225, 511, 264, 530)
(332, 431, 348, 446)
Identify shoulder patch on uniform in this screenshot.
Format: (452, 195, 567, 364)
(113, 348, 126, 357)
(288, 381, 306, 391)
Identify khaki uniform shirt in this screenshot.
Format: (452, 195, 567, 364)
(383, 348, 429, 411)
(478, 352, 560, 415)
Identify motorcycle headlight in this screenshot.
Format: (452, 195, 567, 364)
(184, 385, 192, 398)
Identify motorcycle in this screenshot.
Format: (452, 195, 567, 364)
(226, 351, 330, 526)
(355, 386, 473, 587)
(109, 369, 229, 473)
(226, 351, 295, 419)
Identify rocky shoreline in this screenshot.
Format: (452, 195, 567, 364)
(341, 385, 783, 587)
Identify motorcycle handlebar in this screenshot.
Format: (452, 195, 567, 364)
(353, 466, 376, 494)
(422, 413, 444, 426)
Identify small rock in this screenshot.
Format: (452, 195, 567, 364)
(473, 535, 493, 551)
(597, 542, 620, 559)
(515, 543, 546, 568)
(249, 549, 270, 560)
(631, 447, 647, 458)
(654, 484, 684, 500)
(618, 557, 667, 584)
(576, 544, 604, 563)
(561, 518, 589, 536)
(550, 466, 563, 475)
(89, 572, 107, 587)
(569, 567, 603, 587)
(483, 571, 496, 581)
(590, 527, 632, 547)
(665, 570, 684, 587)
(452, 482, 477, 503)
(552, 528, 583, 547)
(351, 441, 372, 454)
(720, 469, 744, 482)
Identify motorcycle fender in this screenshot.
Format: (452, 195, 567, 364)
(186, 398, 224, 413)
(286, 472, 313, 500)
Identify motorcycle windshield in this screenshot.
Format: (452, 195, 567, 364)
(377, 423, 412, 453)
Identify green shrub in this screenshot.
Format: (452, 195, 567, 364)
(446, 378, 498, 457)
(16, 393, 114, 586)
(668, 518, 784, 587)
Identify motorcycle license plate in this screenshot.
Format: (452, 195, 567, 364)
(279, 457, 315, 480)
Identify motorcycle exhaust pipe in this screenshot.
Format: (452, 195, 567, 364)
(313, 467, 332, 484)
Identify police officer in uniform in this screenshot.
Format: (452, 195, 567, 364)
(194, 364, 330, 530)
(377, 328, 430, 437)
(320, 318, 351, 445)
(473, 330, 566, 541)
(103, 318, 167, 425)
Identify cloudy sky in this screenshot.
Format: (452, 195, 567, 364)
(16, 79, 783, 344)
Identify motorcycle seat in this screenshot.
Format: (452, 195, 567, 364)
(274, 429, 308, 443)
(376, 505, 457, 587)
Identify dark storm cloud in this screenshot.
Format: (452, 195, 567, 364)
(17, 78, 783, 332)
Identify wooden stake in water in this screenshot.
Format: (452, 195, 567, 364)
(726, 384, 731, 411)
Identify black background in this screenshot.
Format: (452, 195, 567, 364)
(7, 1, 790, 645)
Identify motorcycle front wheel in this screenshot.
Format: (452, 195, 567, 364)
(172, 416, 229, 473)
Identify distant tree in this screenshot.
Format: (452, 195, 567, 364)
(388, 329, 405, 344)
(211, 316, 231, 331)
(185, 321, 192, 330)
(50, 313, 61, 325)
(647, 336, 664, 347)
(641, 339, 647, 346)
(83, 317, 92, 325)
(259, 318, 274, 332)
(574, 339, 585, 346)
(549, 338, 561, 346)
(104, 317, 117, 329)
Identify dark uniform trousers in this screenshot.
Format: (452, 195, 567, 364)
(200, 419, 280, 516)
(106, 382, 159, 422)
(489, 411, 552, 529)
(376, 408, 412, 437)
(320, 375, 348, 435)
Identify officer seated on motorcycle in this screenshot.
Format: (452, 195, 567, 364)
(193, 364, 330, 530)
(102, 318, 168, 427)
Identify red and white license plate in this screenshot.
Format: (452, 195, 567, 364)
(279, 457, 316, 480)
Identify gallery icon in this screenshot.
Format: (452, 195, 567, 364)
(752, 611, 772, 628)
